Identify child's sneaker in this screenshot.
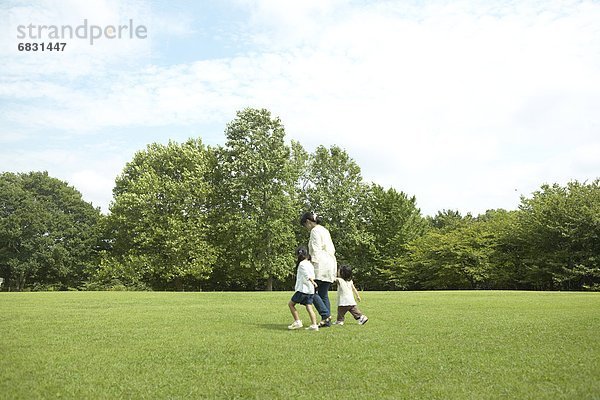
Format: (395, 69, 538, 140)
(332, 320, 344, 326)
(305, 324, 319, 331)
(358, 315, 369, 325)
(288, 320, 303, 330)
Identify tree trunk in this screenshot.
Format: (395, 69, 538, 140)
(17, 273, 25, 292)
(174, 277, 184, 291)
(266, 276, 273, 291)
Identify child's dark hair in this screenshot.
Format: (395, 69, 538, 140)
(296, 246, 310, 267)
(339, 264, 353, 281)
(300, 211, 322, 226)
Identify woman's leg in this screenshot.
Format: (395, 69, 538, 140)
(312, 293, 330, 320)
(315, 280, 332, 315)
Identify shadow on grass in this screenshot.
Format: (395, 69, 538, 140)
(257, 323, 288, 331)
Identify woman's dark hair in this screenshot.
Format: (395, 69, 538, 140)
(296, 246, 310, 267)
(300, 211, 322, 226)
(339, 265, 353, 281)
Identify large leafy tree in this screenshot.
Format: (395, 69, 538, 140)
(209, 108, 299, 290)
(105, 139, 216, 290)
(401, 216, 497, 290)
(301, 145, 368, 266)
(514, 180, 600, 290)
(400, 179, 600, 291)
(0, 172, 102, 291)
(361, 184, 427, 289)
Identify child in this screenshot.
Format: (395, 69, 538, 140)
(333, 265, 368, 325)
(288, 246, 319, 331)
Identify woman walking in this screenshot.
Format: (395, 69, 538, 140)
(300, 211, 337, 327)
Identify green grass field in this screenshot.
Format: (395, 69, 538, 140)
(1, 291, 598, 399)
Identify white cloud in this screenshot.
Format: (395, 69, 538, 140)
(0, 130, 29, 143)
(235, 0, 347, 48)
(69, 169, 117, 211)
(0, 143, 132, 213)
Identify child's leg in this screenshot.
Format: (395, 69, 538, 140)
(305, 304, 317, 326)
(337, 306, 351, 322)
(348, 305, 363, 320)
(288, 301, 300, 321)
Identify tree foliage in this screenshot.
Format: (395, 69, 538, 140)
(0, 172, 102, 290)
(514, 180, 600, 290)
(208, 108, 300, 290)
(399, 181, 600, 291)
(402, 216, 498, 290)
(360, 184, 428, 289)
(301, 145, 368, 261)
(2, 110, 598, 292)
(101, 139, 216, 290)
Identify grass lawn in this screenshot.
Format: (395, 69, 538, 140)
(1, 291, 599, 399)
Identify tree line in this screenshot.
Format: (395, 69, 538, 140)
(1, 108, 598, 291)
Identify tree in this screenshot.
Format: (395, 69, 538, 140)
(0, 172, 102, 291)
(209, 108, 300, 290)
(514, 180, 600, 290)
(477, 209, 524, 289)
(401, 178, 600, 292)
(428, 209, 472, 230)
(301, 145, 368, 267)
(361, 184, 427, 289)
(104, 139, 216, 290)
(402, 216, 497, 290)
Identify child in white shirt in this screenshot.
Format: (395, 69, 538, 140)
(333, 265, 368, 325)
(288, 246, 319, 331)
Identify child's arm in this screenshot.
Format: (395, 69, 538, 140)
(352, 282, 361, 302)
(309, 278, 318, 291)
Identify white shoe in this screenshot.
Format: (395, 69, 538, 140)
(333, 320, 344, 326)
(288, 320, 303, 330)
(305, 324, 319, 331)
(358, 315, 368, 325)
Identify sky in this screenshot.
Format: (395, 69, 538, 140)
(1, 0, 599, 216)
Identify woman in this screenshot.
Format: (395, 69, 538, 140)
(300, 211, 337, 327)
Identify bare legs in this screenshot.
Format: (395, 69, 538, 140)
(288, 300, 300, 321)
(288, 300, 317, 326)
